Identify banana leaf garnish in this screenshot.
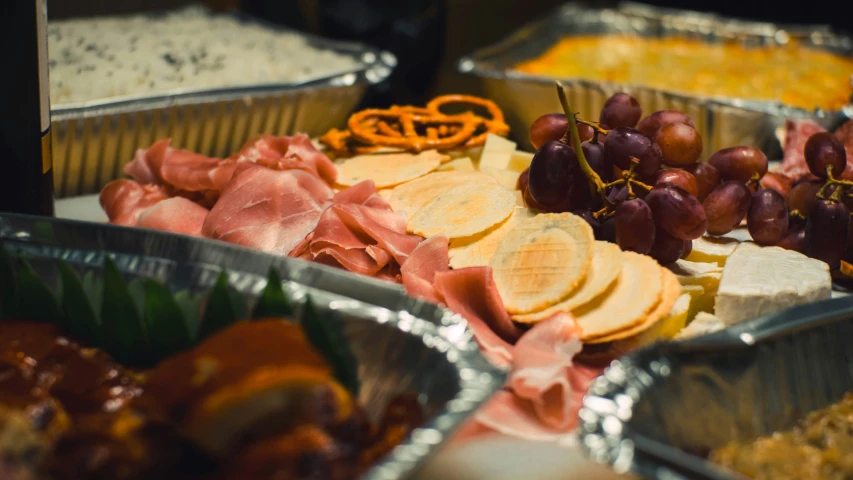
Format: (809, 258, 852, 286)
(198, 272, 242, 340)
(15, 257, 64, 324)
(301, 296, 360, 396)
(0, 242, 18, 319)
(57, 260, 102, 346)
(252, 268, 293, 319)
(142, 279, 192, 358)
(173, 290, 205, 340)
(101, 256, 149, 365)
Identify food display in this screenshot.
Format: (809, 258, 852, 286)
(0, 247, 421, 479)
(514, 35, 853, 111)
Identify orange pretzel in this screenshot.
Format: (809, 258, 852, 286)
(348, 109, 480, 152)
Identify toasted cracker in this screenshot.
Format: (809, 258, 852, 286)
(408, 183, 516, 239)
(437, 157, 476, 172)
(387, 171, 497, 218)
(335, 150, 447, 188)
(512, 241, 622, 324)
(586, 267, 682, 343)
(490, 212, 595, 315)
(449, 207, 534, 269)
(573, 251, 663, 340)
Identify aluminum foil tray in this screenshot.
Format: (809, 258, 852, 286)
(578, 295, 853, 480)
(457, 1, 853, 157)
(0, 213, 502, 480)
(49, 10, 395, 199)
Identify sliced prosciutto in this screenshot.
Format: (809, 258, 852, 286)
(202, 164, 333, 256)
(228, 134, 338, 185)
(400, 236, 450, 304)
(99, 179, 169, 226)
(778, 119, 853, 181)
(136, 197, 209, 237)
(124, 139, 235, 193)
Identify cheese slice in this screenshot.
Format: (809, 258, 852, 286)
(674, 312, 725, 340)
(669, 259, 723, 291)
(480, 166, 520, 191)
(508, 150, 534, 173)
(478, 134, 517, 170)
(685, 235, 740, 266)
(715, 243, 832, 326)
(681, 284, 714, 322)
(438, 157, 476, 172)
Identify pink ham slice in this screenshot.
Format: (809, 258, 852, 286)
(136, 197, 209, 237)
(400, 235, 449, 304)
(99, 179, 169, 226)
(228, 134, 338, 185)
(124, 139, 235, 193)
(778, 119, 853, 181)
(202, 164, 333, 255)
(835, 119, 853, 151)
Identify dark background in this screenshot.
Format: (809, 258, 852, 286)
(48, 0, 853, 106)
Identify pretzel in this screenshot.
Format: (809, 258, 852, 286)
(319, 95, 510, 156)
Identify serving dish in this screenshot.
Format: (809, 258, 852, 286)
(578, 295, 853, 479)
(48, 7, 396, 198)
(457, 1, 853, 157)
(0, 212, 503, 480)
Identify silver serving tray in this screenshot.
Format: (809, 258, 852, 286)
(48, 8, 396, 198)
(578, 295, 853, 480)
(0, 213, 502, 480)
(457, 1, 853, 158)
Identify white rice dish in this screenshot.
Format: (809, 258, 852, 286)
(48, 6, 362, 106)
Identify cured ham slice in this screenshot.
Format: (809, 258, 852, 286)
(835, 119, 853, 151)
(229, 134, 338, 185)
(202, 165, 333, 256)
(400, 236, 449, 304)
(99, 179, 169, 226)
(778, 119, 853, 181)
(124, 139, 235, 192)
(136, 197, 209, 237)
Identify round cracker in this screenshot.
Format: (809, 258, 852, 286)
(408, 183, 516, 239)
(585, 267, 683, 344)
(489, 212, 595, 315)
(449, 207, 534, 269)
(511, 241, 623, 324)
(573, 251, 663, 340)
(335, 150, 447, 188)
(387, 171, 497, 217)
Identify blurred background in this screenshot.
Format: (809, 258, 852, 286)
(49, 0, 853, 108)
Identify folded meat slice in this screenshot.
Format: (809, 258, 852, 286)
(99, 179, 169, 226)
(124, 139, 235, 193)
(229, 134, 338, 185)
(203, 164, 333, 256)
(136, 197, 209, 237)
(779, 120, 826, 180)
(400, 236, 449, 304)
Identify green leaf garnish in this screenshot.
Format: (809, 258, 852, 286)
(198, 272, 240, 340)
(142, 279, 192, 358)
(80, 270, 104, 324)
(101, 256, 149, 365)
(252, 268, 293, 319)
(15, 257, 64, 324)
(57, 260, 102, 346)
(301, 296, 360, 396)
(174, 290, 205, 340)
(0, 242, 18, 320)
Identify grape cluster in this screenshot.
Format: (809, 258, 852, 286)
(517, 83, 853, 272)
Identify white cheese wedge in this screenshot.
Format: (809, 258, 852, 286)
(478, 134, 517, 170)
(715, 243, 832, 326)
(685, 235, 740, 266)
(681, 284, 714, 321)
(674, 312, 725, 340)
(437, 157, 476, 172)
(669, 260, 723, 291)
(508, 150, 534, 173)
(480, 166, 520, 191)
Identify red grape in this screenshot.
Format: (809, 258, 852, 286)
(522, 186, 552, 211)
(574, 209, 601, 238)
(653, 169, 699, 198)
(603, 127, 662, 178)
(517, 167, 530, 191)
(777, 225, 805, 253)
(702, 181, 752, 235)
(654, 122, 703, 167)
(681, 240, 693, 259)
(804, 199, 849, 269)
(529, 114, 594, 150)
(759, 171, 793, 198)
(645, 184, 708, 240)
(647, 226, 685, 265)
(747, 189, 789, 245)
(599, 217, 616, 243)
(786, 179, 823, 217)
(529, 141, 577, 207)
(683, 163, 721, 201)
(804, 132, 847, 178)
(636, 110, 695, 139)
(582, 140, 613, 183)
(707, 146, 768, 183)
(614, 199, 655, 254)
(599, 93, 642, 129)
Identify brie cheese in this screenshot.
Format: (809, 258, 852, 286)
(685, 235, 739, 266)
(715, 243, 831, 326)
(674, 312, 725, 340)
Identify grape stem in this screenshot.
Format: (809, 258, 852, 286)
(817, 165, 853, 200)
(575, 118, 610, 136)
